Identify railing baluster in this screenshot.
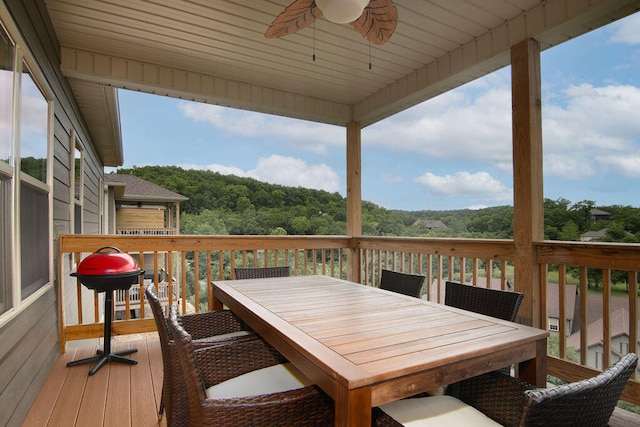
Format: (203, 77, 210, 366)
(603, 268, 611, 369)
(57, 234, 640, 406)
(558, 265, 566, 359)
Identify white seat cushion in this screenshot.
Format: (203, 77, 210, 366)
(379, 395, 501, 427)
(198, 330, 252, 343)
(206, 362, 313, 399)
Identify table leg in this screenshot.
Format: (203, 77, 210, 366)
(212, 289, 223, 310)
(518, 337, 547, 386)
(334, 386, 371, 427)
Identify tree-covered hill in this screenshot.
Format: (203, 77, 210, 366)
(116, 166, 640, 242)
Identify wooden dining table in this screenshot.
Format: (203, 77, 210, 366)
(212, 275, 549, 427)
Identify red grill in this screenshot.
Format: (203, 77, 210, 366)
(67, 246, 144, 375)
(71, 246, 144, 292)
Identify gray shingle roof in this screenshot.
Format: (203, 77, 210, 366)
(105, 173, 188, 203)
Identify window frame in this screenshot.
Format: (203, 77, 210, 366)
(70, 129, 84, 234)
(0, 5, 54, 324)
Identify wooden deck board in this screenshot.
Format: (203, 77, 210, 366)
(21, 334, 640, 427)
(22, 336, 165, 427)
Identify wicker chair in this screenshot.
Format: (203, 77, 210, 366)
(443, 280, 524, 383)
(167, 305, 335, 426)
(379, 269, 425, 298)
(374, 352, 638, 427)
(145, 284, 254, 426)
(234, 265, 291, 279)
(444, 281, 523, 322)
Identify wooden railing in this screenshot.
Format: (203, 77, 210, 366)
(57, 234, 640, 405)
(115, 227, 178, 235)
(535, 241, 640, 405)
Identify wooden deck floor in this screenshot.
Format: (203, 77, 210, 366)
(23, 335, 166, 427)
(22, 334, 640, 427)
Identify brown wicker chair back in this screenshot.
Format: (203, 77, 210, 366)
(374, 353, 638, 427)
(234, 265, 291, 279)
(145, 283, 187, 425)
(379, 269, 425, 298)
(445, 281, 523, 321)
(145, 283, 252, 426)
(519, 352, 638, 426)
(167, 305, 335, 426)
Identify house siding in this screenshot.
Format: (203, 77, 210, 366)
(1, 0, 105, 425)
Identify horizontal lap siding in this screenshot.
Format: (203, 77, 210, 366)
(0, 288, 58, 426)
(2, 0, 104, 425)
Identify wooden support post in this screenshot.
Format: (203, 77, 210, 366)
(511, 38, 543, 328)
(346, 121, 362, 283)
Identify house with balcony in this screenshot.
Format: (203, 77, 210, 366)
(104, 173, 187, 319)
(104, 173, 187, 236)
(2, 0, 640, 425)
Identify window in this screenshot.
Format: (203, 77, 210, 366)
(595, 351, 603, 369)
(19, 64, 49, 300)
(0, 22, 14, 315)
(71, 132, 83, 234)
(0, 174, 11, 314)
(0, 23, 12, 166)
(621, 341, 629, 354)
(0, 14, 52, 315)
(549, 323, 558, 332)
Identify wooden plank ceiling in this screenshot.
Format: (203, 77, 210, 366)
(45, 0, 640, 166)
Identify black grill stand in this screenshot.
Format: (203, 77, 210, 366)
(67, 289, 137, 375)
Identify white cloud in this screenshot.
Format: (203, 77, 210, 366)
(543, 84, 640, 178)
(381, 173, 403, 183)
(178, 102, 343, 155)
(598, 154, 640, 177)
(414, 171, 512, 204)
(180, 155, 340, 192)
(248, 155, 340, 192)
(364, 70, 514, 171)
(180, 163, 248, 177)
(609, 13, 640, 44)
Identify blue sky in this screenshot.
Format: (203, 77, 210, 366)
(113, 12, 640, 212)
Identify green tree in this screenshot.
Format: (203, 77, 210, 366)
(558, 221, 580, 241)
(181, 209, 228, 235)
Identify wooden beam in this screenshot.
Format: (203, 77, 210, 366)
(511, 38, 543, 328)
(346, 121, 362, 283)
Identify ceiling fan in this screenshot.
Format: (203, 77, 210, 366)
(265, 0, 398, 46)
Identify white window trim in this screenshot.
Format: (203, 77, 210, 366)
(0, 5, 54, 327)
(70, 129, 84, 234)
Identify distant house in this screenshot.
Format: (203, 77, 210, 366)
(567, 307, 637, 370)
(546, 283, 579, 335)
(580, 228, 633, 242)
(104, 173, 188, 319)
(580, 229, 609, 242)
(105, 173, 188, 235)
(413, 219, 447, 230)
(590, 208, 612, 222)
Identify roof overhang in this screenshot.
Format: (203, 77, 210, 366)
(67, 78, 123, 166)
(46, 0, 640, 164)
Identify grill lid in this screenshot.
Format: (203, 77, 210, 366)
(71, 246, 144, 292)
(75, 246, 141, 275)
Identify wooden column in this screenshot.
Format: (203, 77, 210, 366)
(511, 38, 543, 328)
(346, 121, 362, 283)
(175, 202, 181, 235)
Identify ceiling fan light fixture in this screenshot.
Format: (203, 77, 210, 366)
(316, 0, 369, 24)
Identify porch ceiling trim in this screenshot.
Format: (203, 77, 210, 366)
(60, 48, 354, 127)
(46, 0, 640, 165)
(354, 0, 640, 125)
